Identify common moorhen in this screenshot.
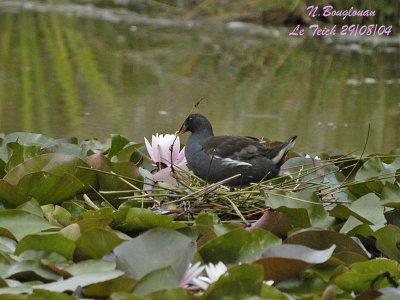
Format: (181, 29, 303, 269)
(178, 114, 297, 186)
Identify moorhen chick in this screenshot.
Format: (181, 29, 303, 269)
(178, 114, 297, 187)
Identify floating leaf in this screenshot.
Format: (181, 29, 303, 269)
(4, 132, 53, 144)
(381, 182, 400, 208)
(1, 259, 60, 282)
(246, 211, 293, 238)
(16, 232, 76, 260)
(254, 244, 336, 283)
(84, 277, 136, 298)
(132, 267, 179, 296)
(373, 225, 400, 262)
(76, 228, 124, 259)
(3, 153, 95, 187)
(86, 154, 143, 206)
(266, 189, 333, 228)
(5, 142, 41, 172)
(356, 157, 400, 185)
(112, 207, 186, 234)
(284, 229, 369, 259)
(0, 210, 57, 241)
(65, 260, 116, 276)
(333, 259, 400, 293)
(114, 228, 195, 280)
(0, 172, 85, 206)
(34, 270, 124, 292)
(202, 264, 263, 300)
(199, 228, 280, 265)
(17, 199, 43, 217)
(41, 143, 92, 158)
(108, 135, 130, 159)
(330, 193, 386, 228)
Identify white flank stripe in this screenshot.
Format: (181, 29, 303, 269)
(214, 156, 252, 167)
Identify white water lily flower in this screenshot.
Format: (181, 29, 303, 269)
(180, 262, 228, 292)
(179, 262, 205, 289)
(143, 133, 188, 191)
(264, 280, 274, 286)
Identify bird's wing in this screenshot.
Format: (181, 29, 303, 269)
(203, 136, 265, 160)
(203, 135, 297, 166)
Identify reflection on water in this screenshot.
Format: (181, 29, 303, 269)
(0, 7, 399, 154)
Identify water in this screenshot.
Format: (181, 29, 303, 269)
(0, 2, 399, 154)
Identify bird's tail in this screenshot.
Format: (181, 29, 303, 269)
(270, 136, 297, 165)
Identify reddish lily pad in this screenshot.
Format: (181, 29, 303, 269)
(254, 244, 336, 282)
(284, 229, 369, 259)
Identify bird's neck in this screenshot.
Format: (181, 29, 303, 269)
(189, 127, 214, 144)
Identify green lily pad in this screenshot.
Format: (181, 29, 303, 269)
(112, 207, 186, 234)
(65, 260, 116, 276)
(0, 209, 57, 241)
(330, 193, 386, 228)
(199, 228, 280, 265)
(34, 270, 124, 292)
(4, 132, 54, 145)
(15, 232, 76, 260)
(373, 225, 400, 262)
(4, 153, 95, 187)
(202, 264, 264, 300)
(333, 259, 400, 293)
(108, 135, 131, 159)
(76, 228, 124, 259)
(5, 142, 41, 172)
(132, 267, 179, 296)
(356, 157, 400, 186)
(0, 172, 85, 206)
(83, 277, 136, 298)
(86, 154, 143, 206)
(381, 182, 400, 208)
(1, 260, 60, 282)
(114, 228, 195, 280)
(266, 189, 333, 228)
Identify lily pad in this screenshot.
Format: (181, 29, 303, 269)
(112, 207, 186, 234)
(34, 270, 124, 292)
(333, 259, 400, 293)
(76, 228, 124, 259)
(3, 153, 95, 187)
(0, 209, 58, 241)
(0, 172, 85, 206)
(114, 228, 195, 280)
(266, 189, 333, 228)
(284, 229, 369, 259)
(202, 264, 264, 300)
(15, 232, 76, 260)
(254, 244, 336, 282)
(330, 193, 386, 228)
(199, 228, 280, 265)
(132, 267, 179, 296)
(373, 225, 400, 262)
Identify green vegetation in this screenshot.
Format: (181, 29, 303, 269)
(0, 132, 399, 298)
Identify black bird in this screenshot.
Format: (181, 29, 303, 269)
(178, 113, 297, 187)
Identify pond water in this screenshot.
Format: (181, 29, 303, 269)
(0, 2, 399, 154)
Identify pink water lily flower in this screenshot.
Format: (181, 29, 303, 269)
(145, 133, 186, 166)
(142, 133, 188, 190)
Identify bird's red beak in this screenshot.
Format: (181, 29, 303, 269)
(177, 123, 187, 135)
